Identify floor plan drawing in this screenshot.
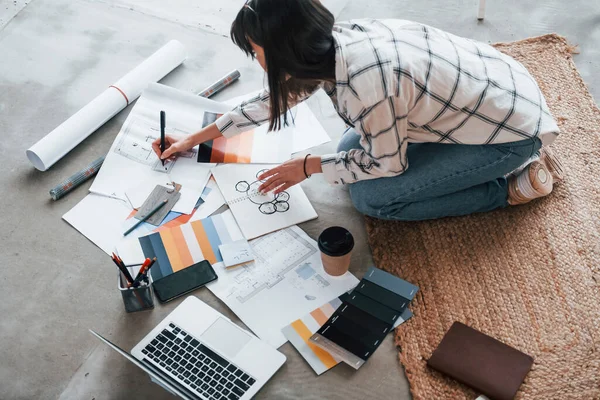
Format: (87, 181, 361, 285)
(224, 228, 318, 303)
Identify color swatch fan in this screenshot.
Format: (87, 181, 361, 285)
(212, 163, 318, 239)
(309, 266, 418, 369)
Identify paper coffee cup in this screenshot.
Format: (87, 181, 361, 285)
(318, 226, 354, 276)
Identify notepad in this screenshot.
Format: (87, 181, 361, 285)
(212, 163, 318, 239)
(218, 240, 254, 268)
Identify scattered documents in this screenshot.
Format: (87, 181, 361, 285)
(207, 226, 359, 348)
(90, 83, 227, 200)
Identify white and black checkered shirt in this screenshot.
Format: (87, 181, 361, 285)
(216, 19, 559, 185)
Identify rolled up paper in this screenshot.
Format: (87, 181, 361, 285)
(26, 40, 187, 171)
(49, 156, 105, 200)
(198, 69, 241, 98)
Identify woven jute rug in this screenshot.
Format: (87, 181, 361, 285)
(365, 34, 600, 399)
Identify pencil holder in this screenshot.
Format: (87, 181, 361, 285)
(118, 273, 155, 313)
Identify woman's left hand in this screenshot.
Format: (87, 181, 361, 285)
(258, 156, 322, 194)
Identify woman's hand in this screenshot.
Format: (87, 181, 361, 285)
(152, 134, 193, 160)
(258, 155, 322, 194)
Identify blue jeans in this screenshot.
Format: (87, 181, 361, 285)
(338, 129, 542, 221)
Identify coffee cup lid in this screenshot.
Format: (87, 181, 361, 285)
(318, 226, 354, 257)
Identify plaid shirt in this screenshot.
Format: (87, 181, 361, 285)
(216, 19, 559, 185)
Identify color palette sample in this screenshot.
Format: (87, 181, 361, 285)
(310, 267, 419, 369)
(197, 111, 292, 164)
(138, 210, 243, 280)
(197, 112, 255, 163)
(282, 295, 414, 375)
(198, 130, 255, 163)
(281, 298, 342, 375)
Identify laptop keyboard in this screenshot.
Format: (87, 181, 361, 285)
(141, 323, 256, 400)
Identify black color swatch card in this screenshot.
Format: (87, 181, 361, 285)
(318, 325, 373, 360)
(344, 290, 400, 325)
(363, 266, 419, 301)
(311, 267, 419, 369)
(328, 313, 387, 349)
(336, 303, 392, 336)
(354, 279, 410, 312)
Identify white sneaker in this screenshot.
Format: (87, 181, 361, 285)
(507, 147, 564, 206)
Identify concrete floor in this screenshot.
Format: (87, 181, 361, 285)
(0, 0, 598, 399)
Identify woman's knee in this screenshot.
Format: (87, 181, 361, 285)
(348, 183, 382, 217)
(349, 183, 415, 220)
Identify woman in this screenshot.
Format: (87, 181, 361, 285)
(154, 0, 563, 221)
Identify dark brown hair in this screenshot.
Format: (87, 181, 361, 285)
(231, 0, 336, 130)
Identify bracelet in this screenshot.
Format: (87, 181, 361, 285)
(303, 154, 311, 179)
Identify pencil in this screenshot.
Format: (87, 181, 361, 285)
(111, 253, 134, 284)
(123, 199, 168, 236)
(131, 258, 153, 288)
(160, 110, 166, 167)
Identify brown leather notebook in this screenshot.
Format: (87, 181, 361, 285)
(427, 322, 534, 400)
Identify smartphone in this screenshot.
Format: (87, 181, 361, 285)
(152, 260, 217, 303)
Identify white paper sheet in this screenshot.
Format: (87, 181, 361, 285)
(116, 237, 147, 266)
(62, 194, 133, 255)
(212, 163, 318, 239)
(222, 91, 330, 157)
(26, 40, 187, 171)
(90, 83, 226, 200)
(207, 226, 359, 348)
(290, 101, 331, 153)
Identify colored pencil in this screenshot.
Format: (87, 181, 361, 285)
(123, 199, 168, 236)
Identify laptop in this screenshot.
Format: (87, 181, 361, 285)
(91, 296, 286, 400)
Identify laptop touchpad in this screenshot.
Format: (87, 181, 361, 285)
(201, 317, 251, 359)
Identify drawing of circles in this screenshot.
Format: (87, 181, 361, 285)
(259, 202, 277, 214)
(274, 191, 290, 202)
(235, 181, 250, 193)
(256, 169, 270, 182)
(274, 201, 289, 212)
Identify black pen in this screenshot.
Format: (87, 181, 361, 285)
(160, 110, 166, 167)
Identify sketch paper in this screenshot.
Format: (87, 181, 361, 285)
(212, 163, 318, 239)
(90, 83, 226, 200)
(207, 226, 359, 348)
(62, 194, 133, 255)
(26, 41, 187, 171)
